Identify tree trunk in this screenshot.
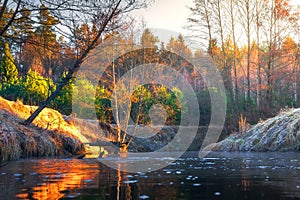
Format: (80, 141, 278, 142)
(230, 0, 239, 110)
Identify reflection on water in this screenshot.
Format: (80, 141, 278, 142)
(0, 152, 299, 200)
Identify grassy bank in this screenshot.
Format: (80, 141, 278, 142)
(0, 96, 89, 161)
(206, 109, 300, 152)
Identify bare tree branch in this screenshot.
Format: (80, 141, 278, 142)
(23, 0, 140, 124)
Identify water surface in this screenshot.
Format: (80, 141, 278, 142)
(0, 152, 299, 199)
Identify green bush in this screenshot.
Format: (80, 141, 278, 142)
(0, 70, 55, 105)
(50, 80, 74, 115)
(95, 84, 183, 125)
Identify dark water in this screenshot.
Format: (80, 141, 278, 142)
(0, 152, 299, 200)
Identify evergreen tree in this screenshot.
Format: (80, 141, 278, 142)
(35, 4, 59, 42)
(0, 43, 18, 85)
(33, 4, 59, 77)
(14, 7, 34, 42)
(140, 28, 159, 48)
(166, 34, 193, 58)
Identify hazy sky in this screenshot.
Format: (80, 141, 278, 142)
(134, 0, 194, 35)
(132, 0, 300, 50)
(134, 0, 300, 35)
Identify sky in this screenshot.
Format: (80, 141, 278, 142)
(131, 0, 197, 50)
(133, 0, 194, 35)
(132, 0, 300, 50)
(136, 0, 300, 34)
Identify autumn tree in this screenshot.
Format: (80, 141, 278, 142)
(97, 28, 161, 143)
(32, 4, 59, 77)
(22, 0, 150, 125)
(260, 0, 293, 107)
(187, 0, 300, 130)
(226, 0, 240, 108)
(0, 0, 21, 39)
(166, 34, 193, 59)
(277, 36, 298, 106)
(140, 28, 159, 48)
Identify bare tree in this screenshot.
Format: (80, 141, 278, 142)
(260, 0, 294, 108)
(225, 0, 239, 108)
(237, 0, 255, 107)
(254, 0, 266, 111)
(186, 0, 214, 52)
(20, 0, 150, 125)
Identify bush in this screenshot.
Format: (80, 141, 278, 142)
(50, 74, 74, 115)
(95, 84, 183, 125)
(0, 70, 56, 105)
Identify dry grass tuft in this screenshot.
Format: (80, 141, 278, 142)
(238, 114, 247, 135)
(0, 96, 86, 161)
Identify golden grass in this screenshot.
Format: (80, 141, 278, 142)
(0, 96, 88, 161)
(238, 114, 247, 135)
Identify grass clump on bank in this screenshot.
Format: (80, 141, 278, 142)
(206, 108, 300, 152)
(0, 96, 85, 161)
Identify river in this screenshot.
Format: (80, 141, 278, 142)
(0, 152, 299, 199)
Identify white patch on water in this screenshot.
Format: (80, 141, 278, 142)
(214, 192, 221, 196)
(139, 195, 150, 199)
(13, 173, 22, 177)
(123, 180, 138, 184)
(193, 183, 201, 187)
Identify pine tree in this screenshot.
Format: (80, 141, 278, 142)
(166, 34, 193, 58)
(0, 43, 18, 85)
(35, 4, 59, 42)
(33, 4, 59, 77)
(140, 28, 159, 48)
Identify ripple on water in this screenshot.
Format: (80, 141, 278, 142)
(193, 183, 201, 187)
(123, 180, 138, 184)
(257, 166, 269, 169)
(13, 173, 23, 177)
(64, 193, 80, 199)
(139, 195, 149, 199)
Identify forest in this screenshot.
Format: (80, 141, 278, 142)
(0, 0, 299, 133)
(0, 1, 299, 199)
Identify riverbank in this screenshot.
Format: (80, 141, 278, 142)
(205, 109, 300, 152)
(3, 96, 298, 161)
(0, 96, 87, 160)
(0, 96, 213, 160)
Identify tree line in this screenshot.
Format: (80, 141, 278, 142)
(0, 0, 150, 125)
(187, 0, 300, 130)
(0, 1, 208, 129)
(1, 0, 299, 134)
